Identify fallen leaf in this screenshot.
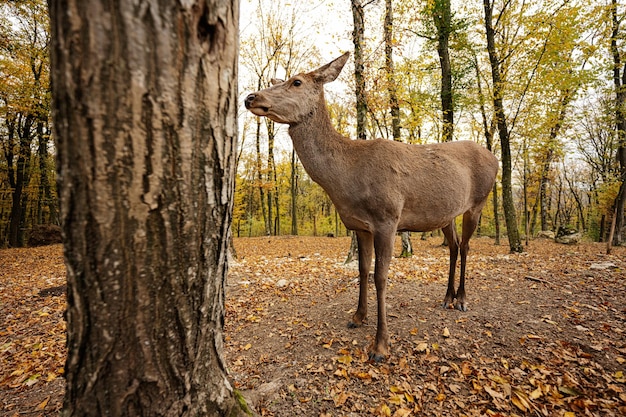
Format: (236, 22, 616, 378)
(392, 408, 411, 417)
(529, 387, 543, 399)
(35, 396, 50, 410)
(558, 386, 583, 397)
(389, 394, 404, 405)
(415, 342, 428, 352)
(484, 386, 504, 400)
(336, 355, 352, 365)
(333, 391, 350, 407)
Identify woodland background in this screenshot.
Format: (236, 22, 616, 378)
(1, 0, 626, 248)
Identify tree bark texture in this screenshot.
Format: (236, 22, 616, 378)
(49, 1, 243, 415)
(7, 114, 34, 247)
(611, 0, 626, 246)
(384, 0, 401, 140)
(475, 58, 500, 244)
(432, 0, 454, 142)
(483, 0, 522, 253)
(290, 149, 299, 235)
(351, 0, 368, 141)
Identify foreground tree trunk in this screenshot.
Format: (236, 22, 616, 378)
(49, 1, 247, 415)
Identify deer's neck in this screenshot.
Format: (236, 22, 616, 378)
(288, 106, 349, 188)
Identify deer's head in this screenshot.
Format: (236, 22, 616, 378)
(244, 52, 350, 125)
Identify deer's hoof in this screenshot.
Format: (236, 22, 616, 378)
(368, 352, 386, 363)
(347, 321, 361, 329)
(455, 302, 468, 312)
(441, 300, 454, 309)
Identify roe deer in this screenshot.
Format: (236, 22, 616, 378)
(244, 52, 499, 361)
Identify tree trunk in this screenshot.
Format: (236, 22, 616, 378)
(483, 0, 522, 253)
(384, 0, 401, 140)
(8, 113, 34, 247)
(49, 1, 248, 415)
(432, 0, 453, 142)
(290, 149, 299, 235)
(385, 0, 412, 256)
(351, 0, 368, 141)
(474, 56, 500, 245)
(36, 119, 57, 225)
(611, 0, 626, 246)
(255, 118, 269, 235)
(346, 0, 370, 261)
(266, 120, 277, 235)
(539, 147, 553, 232)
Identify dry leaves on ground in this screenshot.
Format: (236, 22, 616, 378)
(1, 236, 625, 416)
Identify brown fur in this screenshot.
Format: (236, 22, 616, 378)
(245, 53, 499, 361)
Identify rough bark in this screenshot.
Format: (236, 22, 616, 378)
(483, 0, 522, 253)
(49, 0, 246, 415)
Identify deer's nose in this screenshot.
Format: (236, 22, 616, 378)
(244, 94, 256, 108)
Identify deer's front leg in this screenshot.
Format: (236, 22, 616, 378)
(369, 229, 395, 362)
(441, 223, 460, 309)
(349, 231, 373, 328)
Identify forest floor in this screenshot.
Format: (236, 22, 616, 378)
(0, 236, 625, 416)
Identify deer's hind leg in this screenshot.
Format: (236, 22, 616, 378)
(349, 230, 374, 328)
(441, 221, 460, 309)
(455, 210, 482, 311)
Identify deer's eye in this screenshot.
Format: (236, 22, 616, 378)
(293, 79, 302, 87)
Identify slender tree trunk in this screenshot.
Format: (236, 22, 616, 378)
(36, 119, 55, 225)
(351, 0, 368, 141)
(432, 0, 453, 142)
(347, 0, 370, 262)
(255, 119, 269, 235)
(474, 57, 500, 245)
(484, 0, 522, 253)
(611, 0, 626, 246)
(266, 120, 277, 235)
(290, 149, 298, 235)
(539, 148, 553, 231)
(385, 0, 412, 256)
(384, 0, 401, 140)
(49, 1, 248, 415)
(8, 114, 34, 247)
(539, 90, 572, 233)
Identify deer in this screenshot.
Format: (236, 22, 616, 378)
(244, 52, 499, 362)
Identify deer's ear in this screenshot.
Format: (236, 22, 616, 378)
(311, 52, 350, 84)
(270, 78, 284, 86)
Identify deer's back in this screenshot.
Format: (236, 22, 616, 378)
(330, 139, 497, 232)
